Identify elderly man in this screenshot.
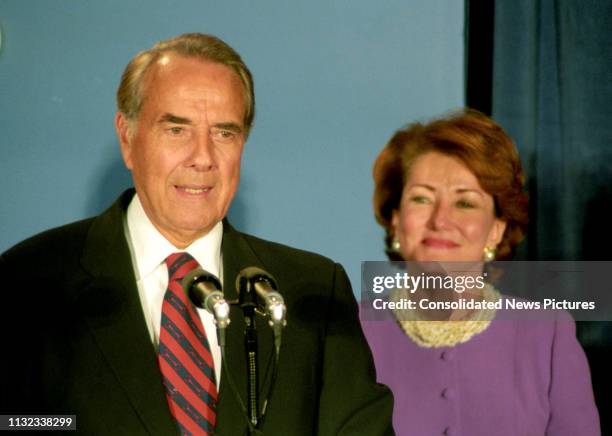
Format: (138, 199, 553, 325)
(0, 33, 393, 435)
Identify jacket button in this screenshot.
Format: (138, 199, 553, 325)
(440, 350, 452, 361)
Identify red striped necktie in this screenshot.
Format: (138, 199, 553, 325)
(159, 252, 218, 435)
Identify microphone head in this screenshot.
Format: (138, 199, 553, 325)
(182, 267, 222, 309)
(237, 266, 287, 332)
(235, 266, 278, 292)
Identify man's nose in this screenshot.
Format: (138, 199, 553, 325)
(187, 132, 215, 170)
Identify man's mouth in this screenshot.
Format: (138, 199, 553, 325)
(175, 185, 212, 195)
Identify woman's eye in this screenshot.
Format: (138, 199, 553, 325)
(456, 199, 475, 209)
(410, 196, 430, 204)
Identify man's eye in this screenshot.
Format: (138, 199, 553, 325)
(219, 130, 234, 139)
(169, 127, 183, 135)
(212, 128, 239, 142)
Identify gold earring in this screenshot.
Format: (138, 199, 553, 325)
(483, 246, 496, 262)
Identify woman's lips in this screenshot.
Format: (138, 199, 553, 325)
(422, 237, 460, 248)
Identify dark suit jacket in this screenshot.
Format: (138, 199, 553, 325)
(1, 190, 394, 435)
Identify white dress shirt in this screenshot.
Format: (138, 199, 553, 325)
(124, 194, 222, 387)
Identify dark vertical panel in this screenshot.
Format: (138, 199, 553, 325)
(492, 0, 612, 429)
(465, 0, 495, 114)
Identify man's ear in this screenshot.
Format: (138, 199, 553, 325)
(115, 112, 134, 170)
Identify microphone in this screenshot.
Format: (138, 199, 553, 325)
(236, 267, 286, 429)
(182, 268, 231, 332)
(236, 267, 287, 332)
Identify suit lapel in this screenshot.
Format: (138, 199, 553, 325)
(217, 222, 276, 431)
(79, 190, 176, 435)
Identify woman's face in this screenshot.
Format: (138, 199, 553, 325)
(391, 151, 507, 262)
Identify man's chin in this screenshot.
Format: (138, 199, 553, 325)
(177, 221, 218, 237)
(156, 218, 220, 247)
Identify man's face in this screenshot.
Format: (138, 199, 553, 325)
(116, 53, 246, 248)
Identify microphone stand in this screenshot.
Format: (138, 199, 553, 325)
(233, 268, 287, 435)
(185, 269, 265, 435)
(238, 276, 260, 434)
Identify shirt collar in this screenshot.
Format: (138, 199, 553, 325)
(126, 194, 223, 280)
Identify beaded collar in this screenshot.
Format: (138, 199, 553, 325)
(391, 284, 500, 348)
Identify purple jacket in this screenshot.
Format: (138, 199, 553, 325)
(361, 312, 600, 435)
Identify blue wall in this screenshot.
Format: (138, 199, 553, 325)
(0, 1, 464, 291)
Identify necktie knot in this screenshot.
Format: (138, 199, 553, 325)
(165, 252, 199, 284)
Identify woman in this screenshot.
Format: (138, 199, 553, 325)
(361, 109, 600, 435)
